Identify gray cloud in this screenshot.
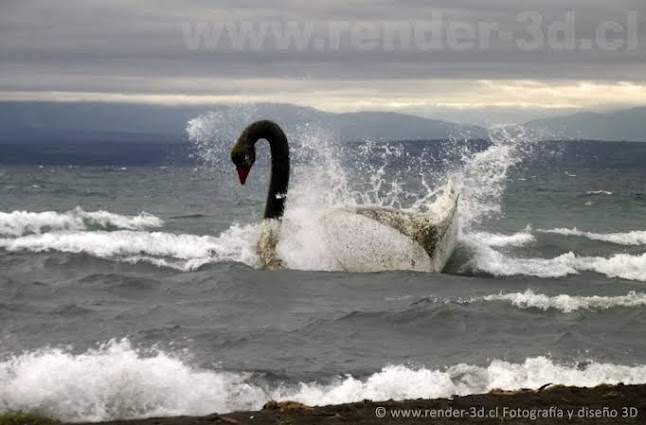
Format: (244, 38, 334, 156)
(1, 0, 645, 121)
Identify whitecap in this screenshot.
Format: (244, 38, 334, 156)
(585, 190, 613, 196)
(481, 289, 646, 313)
(0, 225, 261, 271)
(2, 340, 645, 422)
(0, 208, 163, 237)
(466, 229, 535, 248)
(466, 245, 646, 282)
(540, 228, 646, 246)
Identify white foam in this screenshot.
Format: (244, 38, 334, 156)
(466, 244, 646, 282)
(0, 208, 163, 237)
(465, 243, 578, 278)
(281, 358, 646, 408)
(467, 230, 535, 248)
(540, 228, 646, 246)
(0, 340, 265, 422)
(586, 190, 613, 196)
(0, 225, 260, 271)
(481, 290, 646, 313)
(1, 340, 645, 422)
(576, 253, 646, 281)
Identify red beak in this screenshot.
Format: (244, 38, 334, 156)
(236, 166, 250, 185)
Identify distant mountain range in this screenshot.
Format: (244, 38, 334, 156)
(0, 101, 644, 144)
(525, 107, 646, 142)
(0, 102, 487, 144)
(0, 102, 201, 144)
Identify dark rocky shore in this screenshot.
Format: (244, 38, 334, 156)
(74, 384, 645, 425)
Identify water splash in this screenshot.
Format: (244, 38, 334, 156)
(185, 108, 543, 271)
(186, 109, 537, 219)
(186, 105, 260, 167)
(453, 125, 555, 233)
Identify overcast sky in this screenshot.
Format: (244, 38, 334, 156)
(1, 0, 645, 123)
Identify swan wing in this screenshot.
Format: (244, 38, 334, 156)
(354, 194, 458, 260)
(322, 194, 459, 272)
(321, 210, 434, 272)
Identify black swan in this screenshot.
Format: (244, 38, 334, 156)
(231, 120, 459, 272)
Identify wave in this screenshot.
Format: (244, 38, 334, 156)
(584, 190, 613, 196)
(1, 208, 644, 279)
(1, 340, 645, 422)
(466, 244, 646, 282)
(481, 290, 646, 313)
(0, 208, 163, 237)
(412, 290, 646, 313)
(0, 225, 260, 271)
(540, 228, 646, 246)
(466, 230, 535, 248)
(3, 215, 644, 279)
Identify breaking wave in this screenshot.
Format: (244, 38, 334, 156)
(585, 190, 613, 196)
(0, 208, 162, 237)
(0, 225, 261, 271)
(1, 340, 645, 422)
(467, 229, 535, 248)
(416, 290, 646, 313)
(465, 244, 646, 282)
(480, 290, 646, 313)
(540, 228, 646, 246)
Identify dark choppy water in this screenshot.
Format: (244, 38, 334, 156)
(1, 131, 646, 422)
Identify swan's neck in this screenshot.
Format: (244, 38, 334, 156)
(243, 121, 290, 219)
(265, 127, 289, 219)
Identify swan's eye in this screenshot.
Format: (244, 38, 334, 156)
(244, 154, 253, 166)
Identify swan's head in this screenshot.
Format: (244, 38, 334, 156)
(230, 140, 256, 185)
